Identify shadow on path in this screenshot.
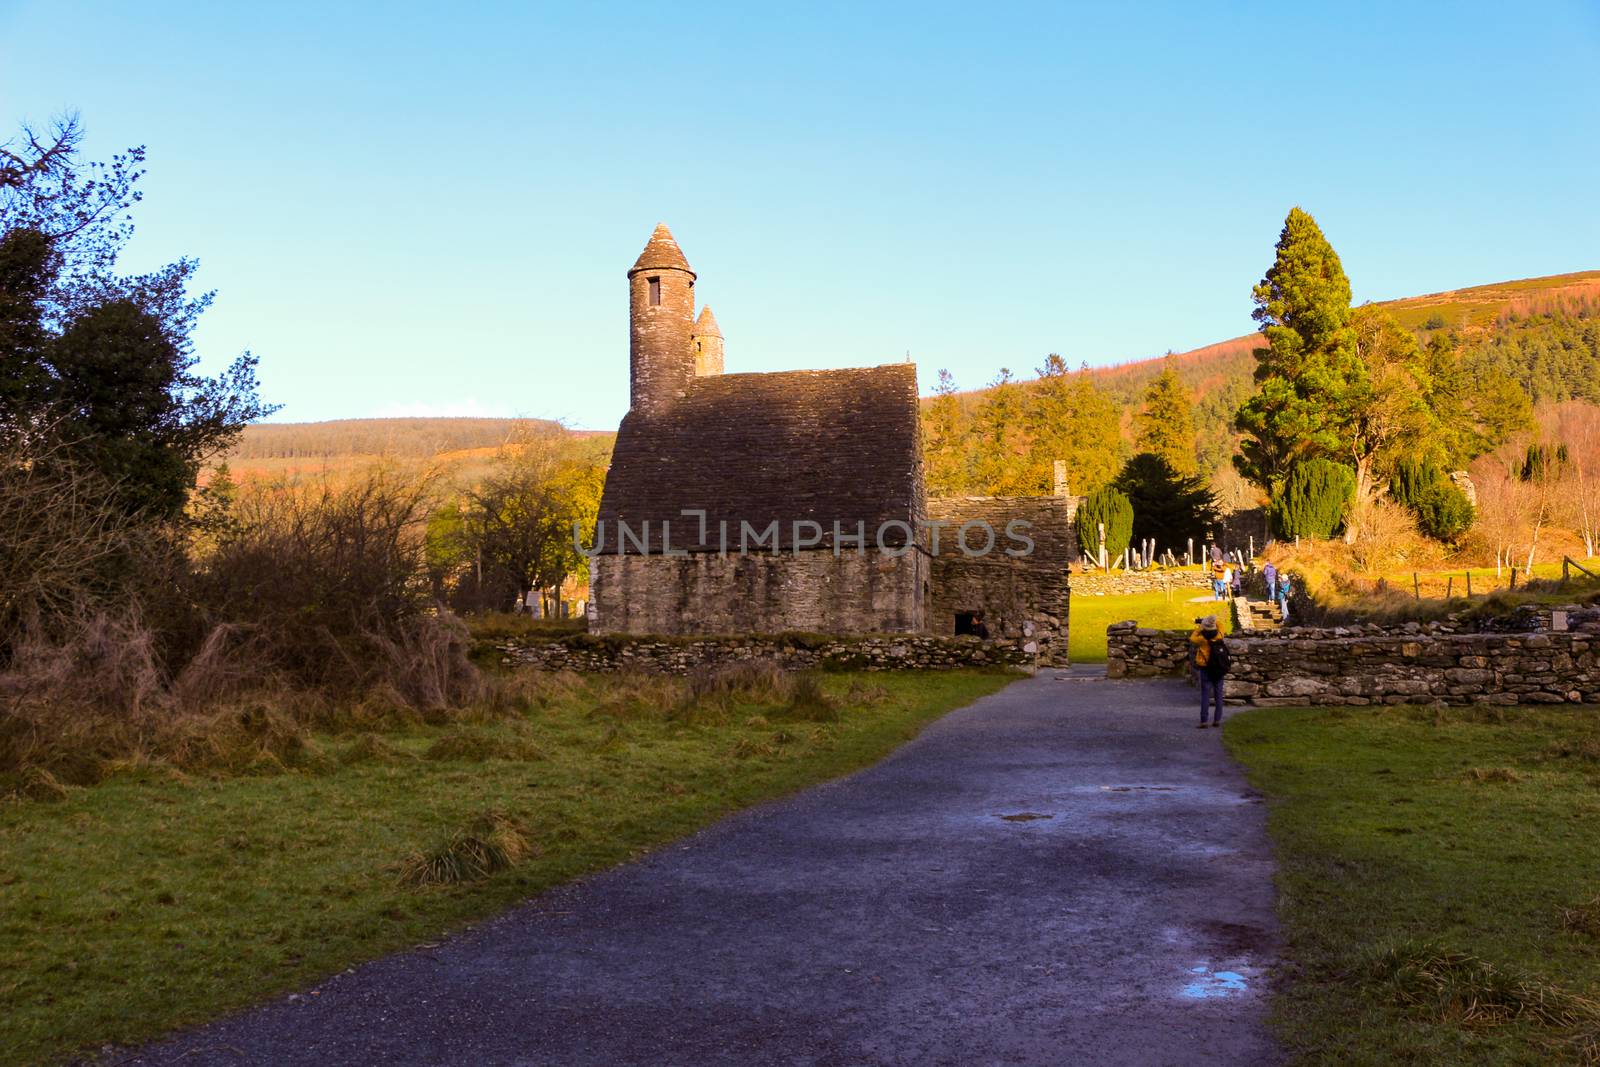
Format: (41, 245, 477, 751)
(130, 671, 1282, 1066)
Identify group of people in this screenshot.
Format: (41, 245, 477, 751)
(1209, 560, 1241, 600)
(1207, 553, 1294, 625)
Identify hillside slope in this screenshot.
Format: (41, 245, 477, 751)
(222, 418, 614, 484)
(1083, 269, 1600, 405)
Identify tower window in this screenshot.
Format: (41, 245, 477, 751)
(648, 277, 661, 306)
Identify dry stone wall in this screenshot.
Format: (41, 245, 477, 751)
(1106, 609, 1600, 705)
(1073, 571, 1214, 596)
(496, 633, 1034, 674)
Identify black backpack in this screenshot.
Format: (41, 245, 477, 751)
(1205, 638, 1231, 680)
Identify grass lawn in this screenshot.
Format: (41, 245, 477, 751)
(0, 669, 1015, 1066)
(1226, 703, 1600, 1065)
(1069, 588, 1232, 664)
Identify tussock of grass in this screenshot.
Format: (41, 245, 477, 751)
(779, 673, 840, 722)
(423, 729, 542, 763)
(338, 735, 414, 766)
(397, 811, 534, 887)
(11, 766, 72, 802)
(730, 737, 777, 760)
(1464, 767, 1524, 784)
(686, 659, 790, 704)
(1547, 738, 1600, 762)
(1371, 941, 1599, 1029)
(1561, 898, 1600, 940)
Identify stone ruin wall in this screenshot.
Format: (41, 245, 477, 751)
(925, 496, 1074, 665)
(589, 548, 928, 637)
(1106, 609, 1600, 706)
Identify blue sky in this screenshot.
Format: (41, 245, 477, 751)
(2, 1, 1597, 429)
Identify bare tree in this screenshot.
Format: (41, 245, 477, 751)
(1554, 400, 1600, 557)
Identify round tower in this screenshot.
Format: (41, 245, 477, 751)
(692, 305, 724, 377)
(627, 223, 696, 415)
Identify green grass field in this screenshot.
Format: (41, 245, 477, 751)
(0, 670, 1014, 1066)
(1069, 588, 1232, 664)
(1227, 704, 1600, 1065)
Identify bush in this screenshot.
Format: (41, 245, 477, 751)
(1271, 459, 1355, 540)
(1389, 459, 1474, 542)
(1077, 486, 1133, 565)
(1411, 481, 1474, 542)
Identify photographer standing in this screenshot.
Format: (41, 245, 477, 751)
(1188, 615, 1230, 728)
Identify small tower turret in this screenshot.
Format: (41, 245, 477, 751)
(691, 305, 724, 377)
(627, 223, 696, 415)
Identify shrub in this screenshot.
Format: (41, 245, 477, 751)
(1411, 481, 1475, 542)
(1271, 459, 1355, 540)
(1077, 486, 1133, 565)
(1389, 459, 1474, 542)
(186, 472, 482, 707)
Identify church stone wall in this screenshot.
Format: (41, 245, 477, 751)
(925, 496, 1074, 665)
(589, 548, 927, 636)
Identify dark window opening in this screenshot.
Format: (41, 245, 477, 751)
(955, 612, 978, 636)
(648, 277, 661, 305)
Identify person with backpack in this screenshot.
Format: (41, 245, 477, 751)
(1276, 573, 1292, 625)
(1188, 615, 1229, 728)
(1262, 561, 1278, 603)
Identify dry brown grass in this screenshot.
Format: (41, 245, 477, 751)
(1370, 941, 1600, 1031)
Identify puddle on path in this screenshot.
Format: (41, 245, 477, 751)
(1181, 965, 1250, 999)
(994, 812, 1054, 822)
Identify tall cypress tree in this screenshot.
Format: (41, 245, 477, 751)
(1234, 207, 1360, 492)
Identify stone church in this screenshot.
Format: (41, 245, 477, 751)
(589, 225, 1074, 662)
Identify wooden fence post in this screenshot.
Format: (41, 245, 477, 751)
(1466, 571, 1472, 597)
(1413, 572, 1420, 599)
(1446, 576, 1453, 599)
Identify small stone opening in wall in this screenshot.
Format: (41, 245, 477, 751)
(955, 611, 985, 637)
(648, 276, 661, 305)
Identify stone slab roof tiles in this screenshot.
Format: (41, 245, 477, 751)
(597, 363, 923, 552)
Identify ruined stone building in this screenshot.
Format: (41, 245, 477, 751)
(590, 225, 1074, 662)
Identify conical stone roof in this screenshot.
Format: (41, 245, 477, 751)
(629, 223, 695, 277)
(694, 305, 722, 337)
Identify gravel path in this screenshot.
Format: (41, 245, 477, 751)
(128, 669, 1282, 1066)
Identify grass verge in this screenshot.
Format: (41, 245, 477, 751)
(0, 668, 1014, 1066)
(1226, 703, 1600, 1065)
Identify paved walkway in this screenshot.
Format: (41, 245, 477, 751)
(131, 671, 1281, 1066)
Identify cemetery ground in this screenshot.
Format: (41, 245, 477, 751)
(1229, 702, 1600, 1066)
(0, 669, 1013, 1066)
(1069, 588, 1232, 664)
